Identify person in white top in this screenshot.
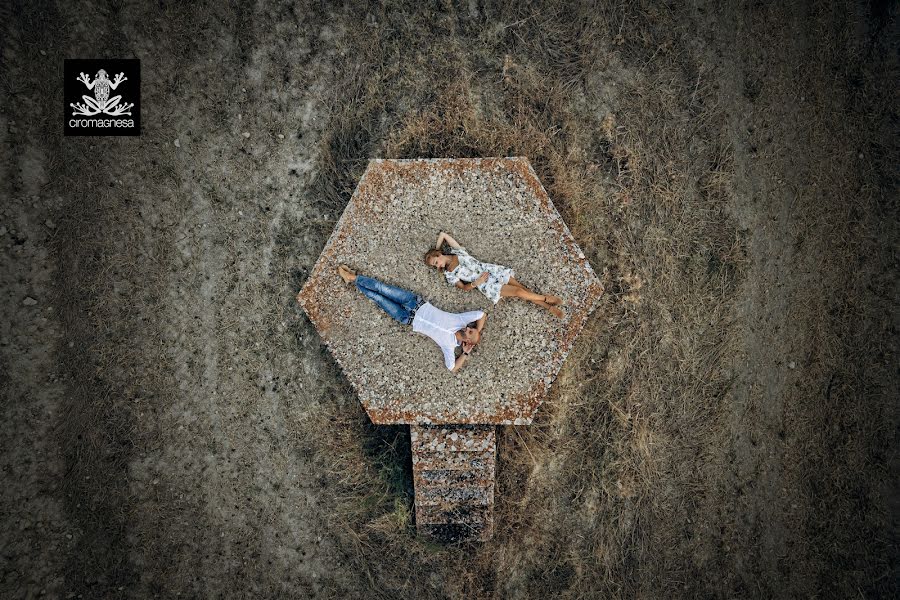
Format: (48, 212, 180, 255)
(336, 265, 487, 373)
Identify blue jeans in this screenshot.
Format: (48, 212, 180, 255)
(355, 276, 423, 325)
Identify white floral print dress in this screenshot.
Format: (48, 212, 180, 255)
(443, 246, 514, 304)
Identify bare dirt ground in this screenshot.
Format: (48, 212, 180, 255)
(1, 1, 897, 598)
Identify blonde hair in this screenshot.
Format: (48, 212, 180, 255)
(424, 249, 445, 271)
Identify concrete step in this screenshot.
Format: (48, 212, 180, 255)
(415, 502, 491, 526)
(411, 425, 496, 452)
(419, 522, 490, 543)
(415, 467, 490, 487)
(411, 449, 495, 472)
(410, 424, 497, 543)
(416, 484, 493, 506)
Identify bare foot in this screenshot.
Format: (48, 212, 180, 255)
(337, 264, 356, 283)
(547, 305, 564, 318)
(545, 295, 564, 306)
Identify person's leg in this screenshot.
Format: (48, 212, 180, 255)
(508, 276, 563, 305)
(507, 275, 527, 290)
(355, 283, 412, 324)
(500, 283, 563, 317)
(338, 266, 415, 322)
(355, 275, 419, 310)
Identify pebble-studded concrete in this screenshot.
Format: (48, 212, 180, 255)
(297, 158, 603, 425)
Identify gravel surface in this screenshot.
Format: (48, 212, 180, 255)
(298, 158, 602, 424)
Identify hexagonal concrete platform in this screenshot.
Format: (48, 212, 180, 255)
(297, 157, 602, 541)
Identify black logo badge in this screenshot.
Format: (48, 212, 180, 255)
(64, 59, 140, 136)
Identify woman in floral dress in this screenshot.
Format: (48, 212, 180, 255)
(424, 231, 564, 317)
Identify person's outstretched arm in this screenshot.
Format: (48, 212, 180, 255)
(435, 231, 462, 249)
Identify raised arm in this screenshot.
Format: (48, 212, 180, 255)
(435, 231, 462, 250)
(474, 312, 488, 333)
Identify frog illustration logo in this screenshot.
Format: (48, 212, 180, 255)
(69, 69, 134, 116)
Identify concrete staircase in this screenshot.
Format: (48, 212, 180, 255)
(410, 424, 496, 543)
